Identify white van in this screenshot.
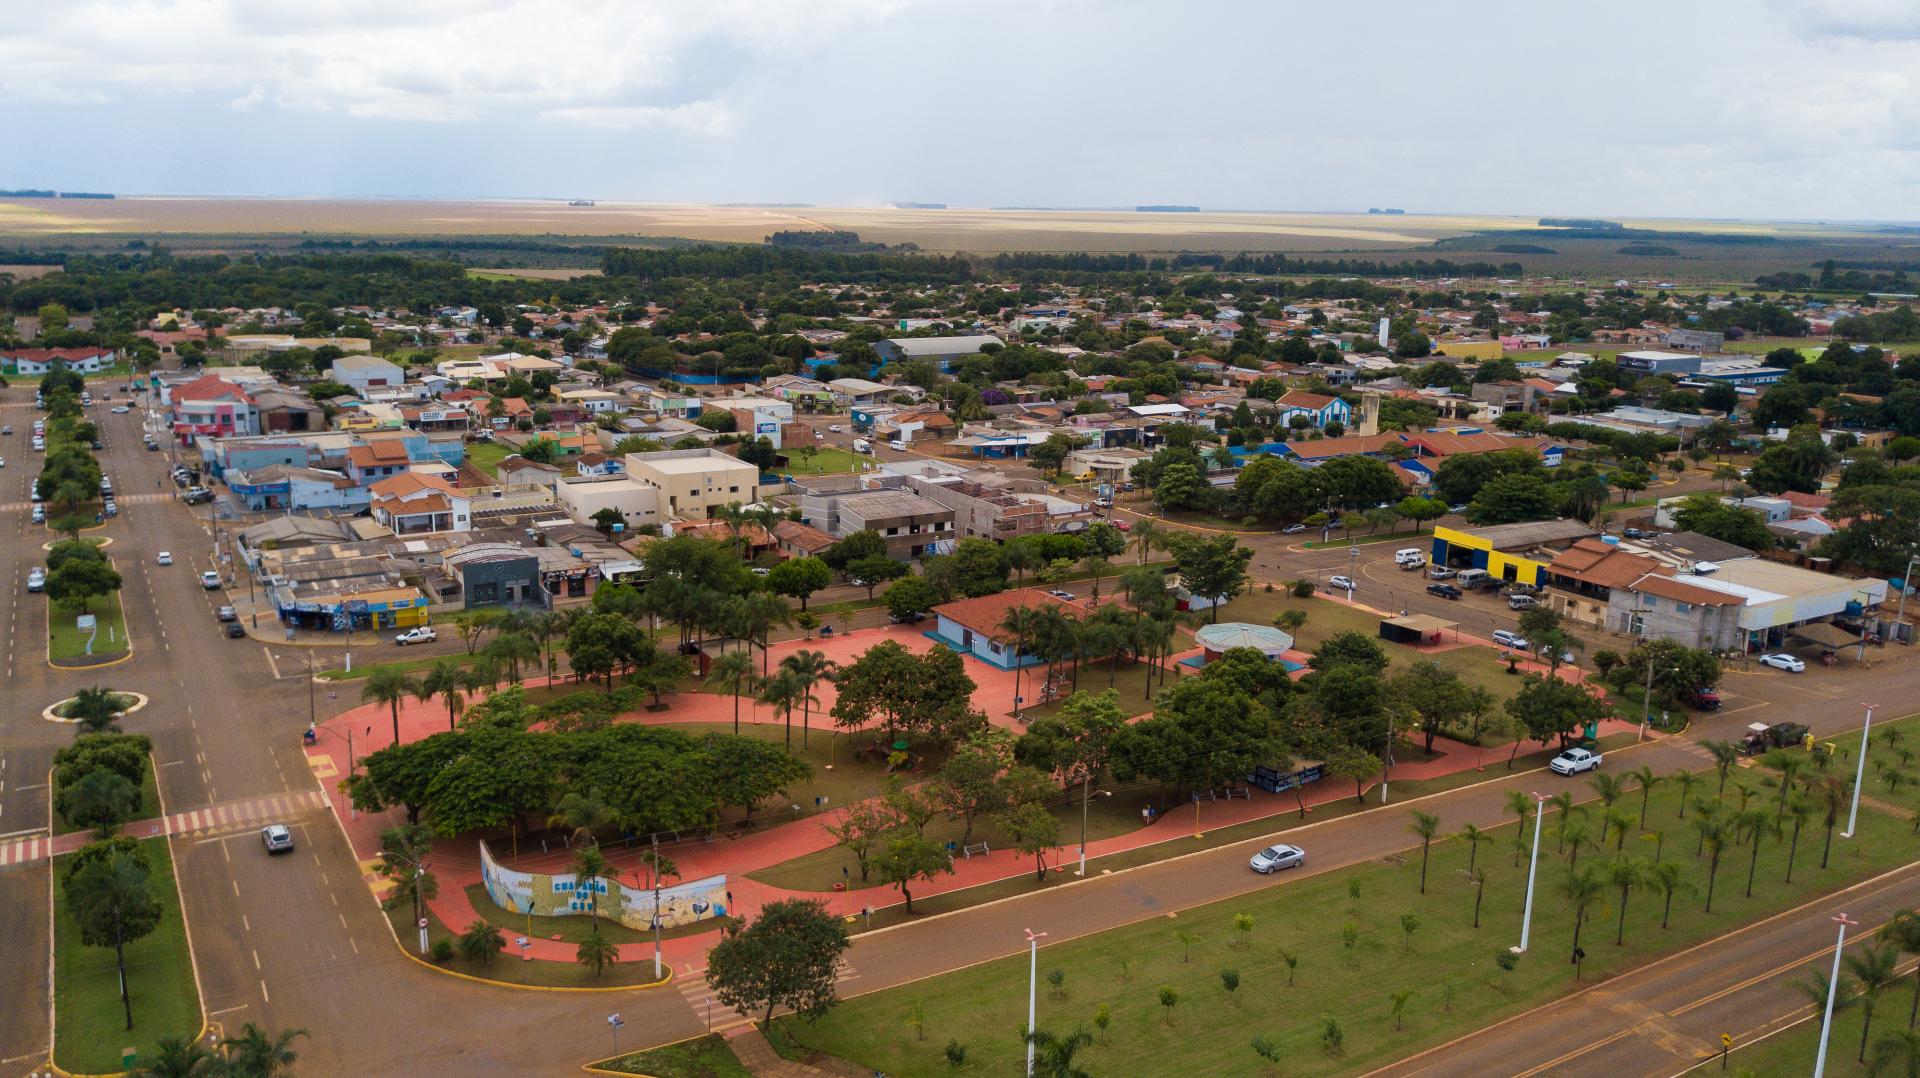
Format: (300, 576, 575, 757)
(852, 438, 873, 455)
(1394, 548, 1425, 569)
(1455, 568, 1491, 589)
(888, 438, 907, 451)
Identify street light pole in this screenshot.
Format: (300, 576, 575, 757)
(1638, 666, 1677, 741)
(1024, 928, 1047, 1078)
(1515, 791, 1548, 953)
(1814, 913, 1860, 1078)
(650, 833, 664, 982)
(1842, 704, 1877, 839)
(1894, 553, 1917, 640)
(1076, 775, 1088, 877)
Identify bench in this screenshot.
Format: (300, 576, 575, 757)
(1223, 787, 1251, 800)
(961, 841, 990, 859)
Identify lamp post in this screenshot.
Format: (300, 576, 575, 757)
(1514, 791, 1549, 954)
(1024, 928, 1047, 1078)
(1639, 666, 1678, 741)
(1842, 704, 1877, 840)
(1894, 553, 1917, 639)
(1814, 912, 1860, 1078)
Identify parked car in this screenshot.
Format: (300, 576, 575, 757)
(1448, 503, 1469, 514)
(1624, 527, 1652, 540)
(1426, 583, 1462, 600)
(226, 622, 247, 638)
(827, 424, 843, 433)
(1327, 575, 1356, 592)
(1046, 589, 1076, 601)
(1282, 523, 1307, 534)
(101, 501, 116, 517)
(27, 567, 46, 592)
(1491, 629, 1530, 651)
(1507, 594, 1537, 611)
(1687, 686, 1723, 710)
(1428, 566, 1456, 580)
(1758, 652, 1805, 673)
(1549, 747, 1604, 775)
(216, 606, 237, 622)
(156, 551, 173, 566)
(395, 627, 437, 646)
(261, 824, 295, 854)
(1248, 844, 1306, 874)
(31, 505, 45, 524)
(888, 611, 927, 625)
(200, 571, 222, 590)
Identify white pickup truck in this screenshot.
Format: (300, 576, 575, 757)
(1549, 747, 1603, 775)
(394, 627, 437, 646)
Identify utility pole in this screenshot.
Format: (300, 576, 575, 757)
(1076, 775, 1089, 877)
(1894, 553, 1917, 643)
(650, 834, 664, 982)
(1814, 913, 1859, 1078)
(1024, 928, 1047, 1078)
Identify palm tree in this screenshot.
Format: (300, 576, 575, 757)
(1630, 766, 1663, 829)
(778, 649, 835, 750)
(1884, 910, 1920, 1030)
(703, 651, 759, 736)
(1562, 865, 1605, 979)
(1000, 605, 1043, 720)
(1604, 808, 1636, 853)
(416, 658, 470, 731)
(577, 931, 619, 978)
(1766, 752, 1809, 818)
(547, 788, 616, 848)
(1813, 775, 1850, 869)
(458, 919, 507, 966)
(1407, 810, 1441, 894)
(1693, 806, 1730, 913)
(361, 665, 418, 747)
(1562, 818, 1592, 869)
(131, 1036, 216, 1077)
(67, 852, 155, 1030)
(1798, 962, 1859, 1035)
(1458, 822, 1490, 875)
(1868, 1029, 1920, 1077)
(1646, 861, 1685, 929)
(1027, 1027, 1095, 1078)
(738, 591, 791, 676)
(1700, 740, 1741, 797)
(571, 846, 613, 934)
(1129, 519, 1165, 565)
(1547, 791, 1576, 853)
(1505, 790, 1533, 864)
(756, 668, 810, 751)
(1736, 808, 1778, 898)
(485, 631, 540, 685)
(1608, 857, 1644, 946)
(68, 686, 123, 734)
(1853, 943, 1906, 1063)
(219, 1023, 307, 1078)
(1782, 796, 1816, 884)
(1673, 770, 1702, 818)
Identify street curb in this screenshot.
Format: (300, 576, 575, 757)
(580, 1030, 714, 1075)
(41, 692, 149, 726)
(44, 550, 134, 671)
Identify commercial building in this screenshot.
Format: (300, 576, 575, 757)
(1429, 519, 1599, 586)
(872, 334, 1004, 372)
(553, 474, 662, 532)
(833, 490, 955, 560)
(1617, 350, 1704, 375)
(368, 472, 472, 535)
(724, 396, 796, 449)
(623, 448, 762, 519)
(2, 346, 116, 375)
(329, 355, 405, 394)
(168, 375, 260, 444)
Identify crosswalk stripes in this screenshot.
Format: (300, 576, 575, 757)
(675, 957, 859, 1030)
(0, 836, 44, 867)
(166, 789, 328, 838)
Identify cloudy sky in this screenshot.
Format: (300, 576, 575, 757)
(2, 0, 1917, 219)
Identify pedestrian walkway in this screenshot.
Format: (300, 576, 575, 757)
(0, 789, 329, 867)
(723, 1026, 844, 1078)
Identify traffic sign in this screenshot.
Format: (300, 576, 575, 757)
(417, 918, 428, 928)
(607, 1013, 624, 1028)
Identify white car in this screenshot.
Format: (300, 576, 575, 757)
(1550, 747, 1604, 775)
(1428, 566, 1456, 580)
(156, 551, 173, 566)
(200, 571, 222, 590)
(1249, 844, 1305, 874)
(1328, 575, 1356, 592)
(828, 424, 843, 433)
(1282, 523, 1307, 534)
(27, 567, 45, 592)
(394, 627, 437, 645)
(111, 405, 130, 414)
(1491, 629, 1530, 651)
(1758, 653, 1806, 673)
(261, 824, 294, 854)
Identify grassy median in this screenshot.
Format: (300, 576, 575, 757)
(53, 838, 200, 1075)
(594, 1034, 754, 1077)
(784, 720, 1920, 1076)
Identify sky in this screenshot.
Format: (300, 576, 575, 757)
(2, 0, 1918, 220)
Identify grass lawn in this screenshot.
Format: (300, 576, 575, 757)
(388, 903, 673, 988)
(55, 764, 161, 836)
(1718, 997, 1899, 1076)
(593, 1034, 754, 1077)
(1303, 527, 1434, 549)
(53, 838, 200, 1074)
(48, 584, 131, 662)
(465, 441, 512, 478)
(779, 446, 864, 476)
(786, 730, 1920, 1077)
(315, 652, 488, 682)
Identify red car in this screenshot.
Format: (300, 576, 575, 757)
(1110, 519, 1131, 531)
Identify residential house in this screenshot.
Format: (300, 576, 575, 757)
(772, 519, 837, 560)
(169, 375, 260, 444)
(368, 472, 472, 535)
(226, 465, 365, 512)
(930, 587, 1110, 669)
(2, 346, 115, 375)
(344, 439, 413, 487)
(554, 474, 661, 532)
(1273, 390, 1353, 430)
(253, 389, 324, 433)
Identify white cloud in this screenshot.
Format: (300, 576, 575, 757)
(0, 0, 914, 130)
(1774, 0, 1920, 40)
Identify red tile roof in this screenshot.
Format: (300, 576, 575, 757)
(933, 587, 1117, 642)
(1, 347, 114, 363)
(1276, 390, 1338, 410)
(171, 375, 253, 404)
(1629, 573, 1740, 606)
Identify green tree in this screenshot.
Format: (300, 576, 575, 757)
(1166, 533, 1252, 623)
(62, 767, 138, 837)
(129, 1036, 217, 1078)
(576, 931, 618, 978)
(1851, 943, 1905, 1064)
(218, 1023, 308, 1078)
(884, 575, 940, 620)
(706, 898, 851, 1026)
(848, 553, 908, 599)
(1505, 675, 1609, 751)
(45, 557, 123, 613)
(1407, 810, 1441, 893)
(999, 798, 1063, 882)
(458, 919, 506, 966)
(874, 832, 954, 913)
(703, 650, 760, 736)
(66, 848, 162, 1030)
(1562, 865, 1605, 979)
(66, 686, 124, 735)
(361, 665, 420, 747)
(766, 556, 832, 609)
(777, 648, 836, 750)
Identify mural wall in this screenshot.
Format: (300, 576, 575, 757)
(478, 842, 729, 931)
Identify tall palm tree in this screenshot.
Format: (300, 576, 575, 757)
(1000, 605, 1042, 720)
(1407, 810, 1441, 894)
(67, 851, 155, 1030)
(1609, 857, 1644, 946)
(778, 649, 836, 750)
(1699, 739, 1741, 797)
(1813, 775, 1851, 869)
(703, 651, 759, 736)
(1852, 943, 1906, 1063)
(1547, 791, 1576, 853)
(220, 1024, 307, 1078)
(1884, 910, 1920, 1030)
(738, 591, 791, 676)
(571, 846, 613, 935)
(1589, 772, 1626, 811)
(1630, 766, 1663, 829)
(1782, 795, 1816, 884)
(361, 665, 419, 748)
(1646, 860, 1685, 929)
(756, 668, 809, 751)
(1027, 1027, 1095, 1078)
(1736, 808, 1778, 898)
(1868, 1029, 1920, 1077)
(1129, 519, 1165, 565)
(1458, 822, 1490, 875)
(1693, 805, 1730, 912)
(415, 658, 470, 731)
(1562, 865, 1605, 979)
(547, 788, 617, 848)
(485, 631, 540, 685)
(1672, 769, 1702, 819)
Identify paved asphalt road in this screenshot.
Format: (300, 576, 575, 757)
(1, 398, 1913, 1076)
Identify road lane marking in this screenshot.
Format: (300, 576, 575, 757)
(259, 980, 269, 1003)
(251, 950, 260, 970)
